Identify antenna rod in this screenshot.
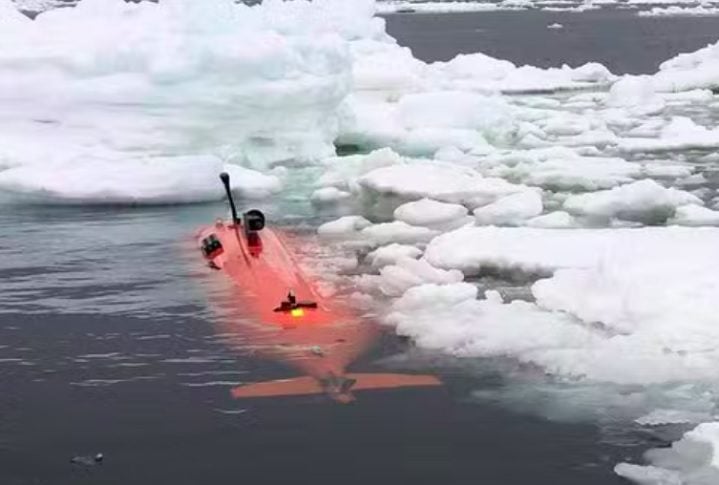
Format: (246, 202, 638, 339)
(219, 172, 239, 224)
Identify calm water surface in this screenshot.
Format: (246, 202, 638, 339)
(384, 9, 719, 74)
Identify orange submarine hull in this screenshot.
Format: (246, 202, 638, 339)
(195, 173, 441, 403)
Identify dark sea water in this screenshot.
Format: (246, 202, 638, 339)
(384, 9, 719, 74)
(0, 201, 639, 485)
(5, 8, 718, 485)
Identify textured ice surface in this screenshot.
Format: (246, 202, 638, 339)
(562, 179, 701, 222)
(616, 422, 719, 484)
(394, 198, 469, 227)
(366, 243, 423, 268)
(473, 190, 543, 225)
(404, 226, 719, 385)
(0, 0, 375, 202)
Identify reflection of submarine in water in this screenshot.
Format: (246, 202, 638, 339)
(196, 173, 440, 403)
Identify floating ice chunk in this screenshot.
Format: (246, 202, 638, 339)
(547, 23, 564, 29)
(361, 221, 438, 246)
(318, 148, 403, 192)
(635, 409, 714, 426)
(614, 464, 682, 485)
(366, 243, 422, 268)
(563, 179, 701, 222)
(387, 282, 603, 361)
(429, 52, 517, 88)
(350, 40, 428, 95)
(429, 53, 613, 94)
(640, 5, 719, 17)
(651, 40, 719, 92)
(393, 198, 469, 228)
(615, 422, 719, 485)
(642, 162, 693, 178)
(359, 160, 528, 206)
(526, 211, 575, 228)
(0, 154, 279, 204)
(378, 257, 463, 297)
(669, 204, 719, 226)
(474, 190, 543, 225)
(375, 1, 522, 14)
(677, 173, 708, 188)
(224, 164, 282, 199)
(2, 0, 31, 23)
(606, 76, 665, 114)
(488, 147, 639, 191)
(0, 0, 365, 177)
(318, 215, 371, 237)
(310, 186, 352, 205)
(422, 226, 719, 383)
(399, 128, 494, 156)
(338, 90, 512, 156)
(397, 91, 516, 144)
(620, 117, 719, 152)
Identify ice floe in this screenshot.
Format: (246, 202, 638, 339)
(394, 226, 719, 386)
(616, 422, 719, 484)
(562, 179, 701, 223)
(473, 189, 544, 225)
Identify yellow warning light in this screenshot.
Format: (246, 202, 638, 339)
(291, 308, 305, 318)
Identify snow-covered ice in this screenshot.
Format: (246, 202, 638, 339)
(473, 190, 543, 225)
(616, 422, 719, 484)
(408, 226, 719, 384)
(394, 198, 469, 229)
(366, 243, 423, 268)
(562, 179, 701, 223)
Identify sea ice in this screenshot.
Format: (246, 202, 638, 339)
(393, 198, 469, 228)
(365, 243, 423, 268)
(616, 422, 719, 484)
(473, 190, 543, 225)
(562, 179, 701, 223)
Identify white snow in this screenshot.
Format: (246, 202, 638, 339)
(620, 117, 719, 152)
(360, 220, 439, 246)
(670, 204, 719, 226)
(311, 186, 352, 205)
(650, 41, 719, 92)
(393, 198, 469, 228)
(377, 257, 464, 296)
(318, 215, 372, 237)
(563, 179, 701, 222)
(0, 0, 371, 203)
(486, 148, 640, 191)
(474, 190, 544, 225)
(616, 422, 719, 484)
(375, 0, 527, 14)
(404, 226, 719, 386)
(635, 409, 715, 426)
(526, 210, 575, 228)
(366, 243, 423, 268)
(358, 160, 530, 206)
(639, 5, 719, 17)
(0, 155, 280, 204)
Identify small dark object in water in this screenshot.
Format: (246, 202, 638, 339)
(70, 453, 104, 467)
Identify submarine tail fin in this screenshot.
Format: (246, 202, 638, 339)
(230, 373, 441, 400)
(345, 373, 442, 391)
(231, 377, 324, 399)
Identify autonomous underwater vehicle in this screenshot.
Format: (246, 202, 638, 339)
(196, 172, 441, 403)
